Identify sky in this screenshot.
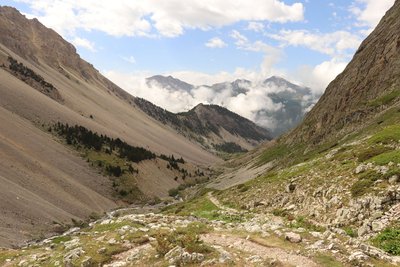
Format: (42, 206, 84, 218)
(1, 0, 396, 118)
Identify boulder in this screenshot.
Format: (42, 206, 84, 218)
(349, 251, 369, 262)
(357, 225, 371, 237)
(285, 232, 302, 243)
(371, 221, 384, 232)
(165, 246, 204, 265)
(389, 175, 399, 185)
(218, 250, 233, 264)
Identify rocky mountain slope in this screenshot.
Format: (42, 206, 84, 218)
(0, 6, 220, 247)
(202, 0, 400, 264)
(285, 0, 400, 146)
(146, 74, 317, 137)
(134, 98, 271, 153)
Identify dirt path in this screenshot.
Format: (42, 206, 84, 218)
(207, 192, 237, 213)
(103, 243, 152, 267)
(201, 233, 320, 267)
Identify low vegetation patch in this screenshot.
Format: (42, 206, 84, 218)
(351, 170, 379, 197)
(258, 144, 289, 164)
(314, 253, 343, 267)
(371, 224, 400, 256)
(369, 125, 400, 144)
(213, 142, 248, 153)
(289, 216, 325, 232)
(343, 226, 357, 238)
(153, 223, 213, 255)
(357, 145, 393, 162)
(370, 150, 400, 165)
(368, 89, 400, 107)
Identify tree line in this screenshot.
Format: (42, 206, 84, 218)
(53, 122, 156, 163)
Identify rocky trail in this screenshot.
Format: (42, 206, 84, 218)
(207, 191, 237, 213)
(201, 233, 319, 267)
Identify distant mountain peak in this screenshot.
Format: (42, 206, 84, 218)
(146, 75, 194, 91)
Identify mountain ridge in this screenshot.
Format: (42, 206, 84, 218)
(146, 74, 318, 137)
(134, 98, 272, 153)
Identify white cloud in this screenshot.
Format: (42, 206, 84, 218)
(16, 0, 304, 38)
(103, 70, 195, 112)
(231, 30, 283, 78)
(103, 70, 286, 130)
(350, 0, 395, 30)
(205, 37, 227, 48)
(270, 30, 362, 57)
(122, 56, 137, 64)
(293, 58, 348, 94)
(246, 22, 265, 32)
(70, 37, 96, 52)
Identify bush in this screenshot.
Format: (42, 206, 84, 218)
(272, 208, 288, 217)
(372, 225, 400, 255)
(154, 224, 212, 256)
(237, 183, 249, 192)
(343, 226, 357, 238)
(168, 188, 179, 197)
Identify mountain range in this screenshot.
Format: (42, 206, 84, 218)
(146, 74, 318, 137)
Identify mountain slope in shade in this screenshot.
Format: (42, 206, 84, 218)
(134, 98, 272, 153)
(145, 75, 317, 137)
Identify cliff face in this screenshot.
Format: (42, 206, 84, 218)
(0, 7, 91, 77)
(286, 0, 400, 145)
(0, 6, 133, 100)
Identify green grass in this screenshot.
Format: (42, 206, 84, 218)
(370, 150, 400, 165)
(153, 223, 213, 256)
(51, 235, 72, 244)
(371, 224, 400, 255)
(258, 144, 289, 164)
(289, 216, 325, 232)
(163, 196, 245, 223)
(369, 125, 400, 144)
(351, 170, 379, 197)
(357, 145, 393, 162)
(85, 150, 147, 203)
(0, 250, 22, 265)
(163, 196, 218, 217)
(90, 221, 143, 233)
(314, 253, 343, 267)
(368, 90, 400, 107)
(343, 226, 357, 238)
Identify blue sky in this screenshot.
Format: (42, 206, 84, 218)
(1, 0, 395, 115)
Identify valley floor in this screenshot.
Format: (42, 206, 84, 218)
(1, 192, 399, 267)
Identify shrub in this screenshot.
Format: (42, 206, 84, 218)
(237, 183, 249, 192)
(272, 208, 288, 217)
(154, 225, 213, 256)
(357, 146, 393, 162)
(168, 188, 179, 197)
(372, 225, 400, 255)
(351, 170, 379, 197)
(343, 226, 357, 238)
